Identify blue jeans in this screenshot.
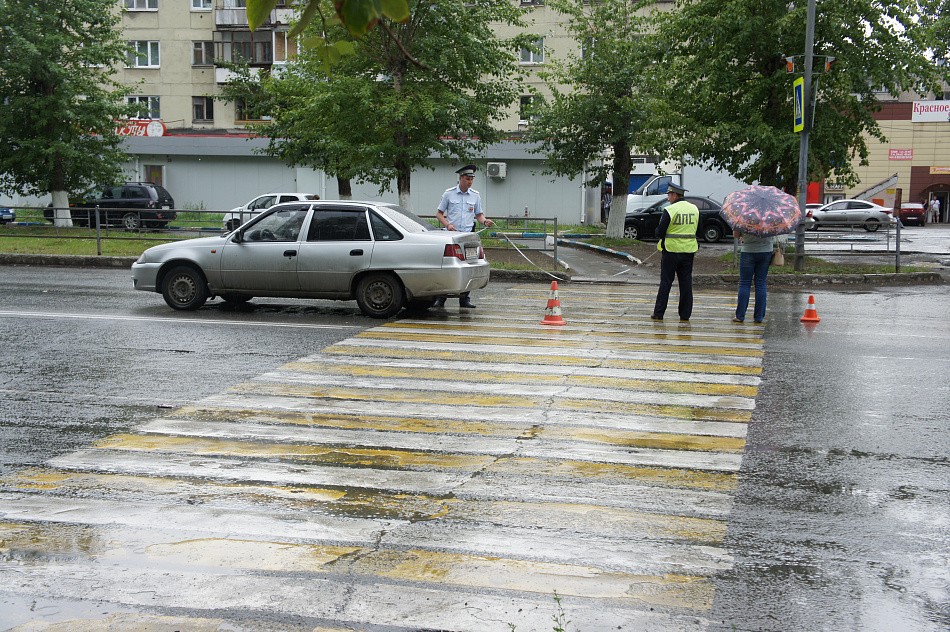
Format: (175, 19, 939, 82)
(736, 251, 771, 322)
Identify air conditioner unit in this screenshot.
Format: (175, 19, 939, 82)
(487, 162, 507, 179)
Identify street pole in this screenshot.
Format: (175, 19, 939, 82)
(794, 0, 816, 272)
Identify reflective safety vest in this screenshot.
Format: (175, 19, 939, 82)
(658, 200, 699, 253)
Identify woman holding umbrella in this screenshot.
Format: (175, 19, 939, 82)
(731, 230, 774, 323)
(720, 185, 802, 324)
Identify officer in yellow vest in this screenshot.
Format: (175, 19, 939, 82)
(651, 182, 702, 321)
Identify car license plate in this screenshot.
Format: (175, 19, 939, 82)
(162, 205, 170, 209)
(465, 246, 478, 259)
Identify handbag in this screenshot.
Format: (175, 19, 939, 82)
(770, 246, 785, 267)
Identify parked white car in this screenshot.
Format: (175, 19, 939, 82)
(223, 192, 319, 231)
(807, 199, 894, 232)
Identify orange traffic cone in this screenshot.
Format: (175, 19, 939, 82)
(540, 281, 566, 325)
(800, 295, 821, 323)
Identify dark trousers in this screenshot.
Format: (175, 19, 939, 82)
(653, 251, 694, 320)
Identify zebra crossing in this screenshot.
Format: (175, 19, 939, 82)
(0, 283, 764, 632)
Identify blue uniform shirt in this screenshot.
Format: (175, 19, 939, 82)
(438, 185, 482, 232)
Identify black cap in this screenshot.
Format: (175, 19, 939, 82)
(456, 164, 477, 176)
(668, 182, 687, 195)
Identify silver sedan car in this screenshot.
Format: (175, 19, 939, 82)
(807, 199, 895, 232)
(131, 200, 490, 318)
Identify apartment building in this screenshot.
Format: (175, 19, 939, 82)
(108, 0, 593, 221)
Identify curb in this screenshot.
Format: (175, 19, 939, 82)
(0, 253, 137, 268)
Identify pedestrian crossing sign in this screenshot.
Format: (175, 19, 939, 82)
(794, 77, 805, 133)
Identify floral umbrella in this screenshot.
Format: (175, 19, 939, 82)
(720, 185, 803, 236)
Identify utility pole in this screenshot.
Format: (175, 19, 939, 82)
(793, 0, 816, 272)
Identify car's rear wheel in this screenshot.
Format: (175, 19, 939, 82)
(226, 219, 241, 232)
(702, 222, 723, 243)
(864, 218, 880, 232)
(220, 293, 252, 305)
(162, 265, 209, 311)
(122, 212, 142, 231)
(356, 272, 404, 318)
(623, 223, 640, 240)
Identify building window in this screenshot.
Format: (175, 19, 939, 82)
(224, 0, 247, 7)
(519, 95, 539, 124)
(124, 0, 158, 9)
(274, 31, 297, 63)
(193, 41, 214, 65)
(191, 0, 212, 9)
(520, 38, 544, 64)
(214, 31, 273, 65)
(128, 41, 160, 68)
(235, 98, 268, 122)
(127, 95, 161, 119)
(520, 0, 544, 4)
(193, 97, 214, 122)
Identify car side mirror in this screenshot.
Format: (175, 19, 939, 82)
(231, 230, 244, 243)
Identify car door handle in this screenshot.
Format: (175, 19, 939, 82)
(283, 249, 297, 257)
(350, 249, 363, 256)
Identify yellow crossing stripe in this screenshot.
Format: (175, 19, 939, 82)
(226, 381, 753, 421)
(324, 344, 762, 375)
(384, 321, 764, 343)
(0, 475, 727, 541)
(279, 361, 759, 397)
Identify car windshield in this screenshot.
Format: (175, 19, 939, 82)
(377, 204, 434, 233)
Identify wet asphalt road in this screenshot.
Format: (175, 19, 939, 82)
(0, 266, 948, 631)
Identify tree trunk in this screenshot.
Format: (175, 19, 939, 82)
(50, 190, 73, 228)
(605, 141, 633, 240)
(396, 163, 411, 210)
(337, 177, 352, 200)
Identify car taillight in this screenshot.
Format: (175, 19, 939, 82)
(443, 244, 465, 261)
(883, 210, 892, 215)
(479, 246, 485, 259)
(805, 210, 813, 217)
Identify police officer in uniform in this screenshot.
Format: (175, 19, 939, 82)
(434, 164, 494, 309)
(651, 183, 702, 321)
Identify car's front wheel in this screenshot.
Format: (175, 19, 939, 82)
(122, 212, 142, 231)
(864, 218, 880, 232)
(702, 222, 723, 243)
(623, 223, 640, 240)
(162, 265, 209, 311)
(356, 272, 404, 318)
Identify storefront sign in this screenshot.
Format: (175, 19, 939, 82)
(888, 149, 913, 160)
(912, 101, 950, 122)
(114, 120, 166, 137)
(931, 166, 950, 174)
(824, 182, 845, 191)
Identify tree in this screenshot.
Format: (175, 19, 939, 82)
(229, 0, 526, 210)
(646, 0, 950, 193)
(525, 0, 659, 239)
(0, 0, 135, 225)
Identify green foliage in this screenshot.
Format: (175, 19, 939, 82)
(223, 0, 526, 206)
(0, 0, 135, 197)
(526, 0, 657, 239)
(646, 0, 950, 191)
(247, 0, 411, 40)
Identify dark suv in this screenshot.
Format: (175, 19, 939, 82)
(623, 196, 729, 243)
(45, 183, 176, 230)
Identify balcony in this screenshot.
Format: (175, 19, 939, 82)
(215, 6, 294, 29)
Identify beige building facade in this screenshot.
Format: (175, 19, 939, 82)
(843, 99, 950, 221)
